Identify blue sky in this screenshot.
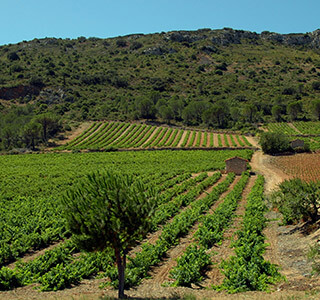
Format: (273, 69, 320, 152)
(1, 0, 319, 46)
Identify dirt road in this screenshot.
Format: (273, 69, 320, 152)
(250, 150, 290, 194)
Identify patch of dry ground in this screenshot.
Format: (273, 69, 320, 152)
(54, 122, 93, 146)
(250, 150, 290, 193)
(273, 152, 320, 182)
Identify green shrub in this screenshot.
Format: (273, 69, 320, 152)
(259, 132, 291, 155)
(0, 267, 22, 290)
(169, 245, 211, 287)
(308, 243, 320, 274)
(272, 179, 320, 224)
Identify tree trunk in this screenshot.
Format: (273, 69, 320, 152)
(115, 249, 125, 299)
(31, 136, 35, 151)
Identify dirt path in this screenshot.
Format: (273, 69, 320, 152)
(246, 135, 259, 148)
(213, 133, 219, 146)
(250, 150, 320, 292)
(54, 122, 93, 146)
(250, 150, 290, 194)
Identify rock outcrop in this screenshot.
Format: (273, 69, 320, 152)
(165, 28, 320, 49)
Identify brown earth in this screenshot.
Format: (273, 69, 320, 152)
(213, 133, 219, 147)
(250, 150, 290, 193)
(245, 135, 259, 148)
(177, 130, 187, 148)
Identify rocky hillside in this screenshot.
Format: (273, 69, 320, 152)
(1, 28, 320, 131)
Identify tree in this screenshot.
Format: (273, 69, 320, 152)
(312, 81, 320, 91)
(242, 104, 257, 123)
(202, 104, 228, 128)
(168, 96, 184, 120)
(271, 105, 282, 122)
(7, 52, 20, 61)
(259, 132, 291, 155)
(23, 122, 41, 150)
(311, 99, 320, 120)
(61, 172, 157, 298)
(35, 113, 60, 142)
(287, 101, 302, 121)
(182, 101, 208, 125)
(136, 98, 156, 119)
(158, 105, 174, 123)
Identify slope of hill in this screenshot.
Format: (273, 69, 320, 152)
(1, 28, 320, 150)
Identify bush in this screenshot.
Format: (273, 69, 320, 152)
(0, 267, 22, 290)
(312, 81, 320, 91)
(272, 179, 320, 224)
(7, 52, 20, 61)
(259, 132, 291, 155)
(308, 243, 320, 274)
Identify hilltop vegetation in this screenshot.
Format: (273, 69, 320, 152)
(1, 28, 320, 150)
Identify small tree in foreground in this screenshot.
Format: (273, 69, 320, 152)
(61, 172, 157, 298)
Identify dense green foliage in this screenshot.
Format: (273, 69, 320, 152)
(259, 132, 291, 154)
(104, 173, 236, 289)
(1, 28, 320, 144)
(265, 121, 320, 151)
(272, 178, 320, 224)
(0, 149, 252, 199)
(0, 108, 61, 151)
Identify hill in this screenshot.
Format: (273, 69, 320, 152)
(1, 28, 320, 150)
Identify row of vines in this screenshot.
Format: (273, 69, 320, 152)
(58, 121, 253, 151)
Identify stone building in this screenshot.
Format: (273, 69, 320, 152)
(225, 157, 248, 175)
(290, 139, 305, 149)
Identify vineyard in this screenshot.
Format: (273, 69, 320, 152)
(264, 122, 320, 151)
(57, 121, 254, 151)
(0, 149, 285, 298)
(272, 152, 320, 182)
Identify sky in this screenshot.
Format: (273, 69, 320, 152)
(1, 0, 320, 46)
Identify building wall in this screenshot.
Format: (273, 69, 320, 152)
(291, 140, 304, 149)
(226, 159, 247, 175)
